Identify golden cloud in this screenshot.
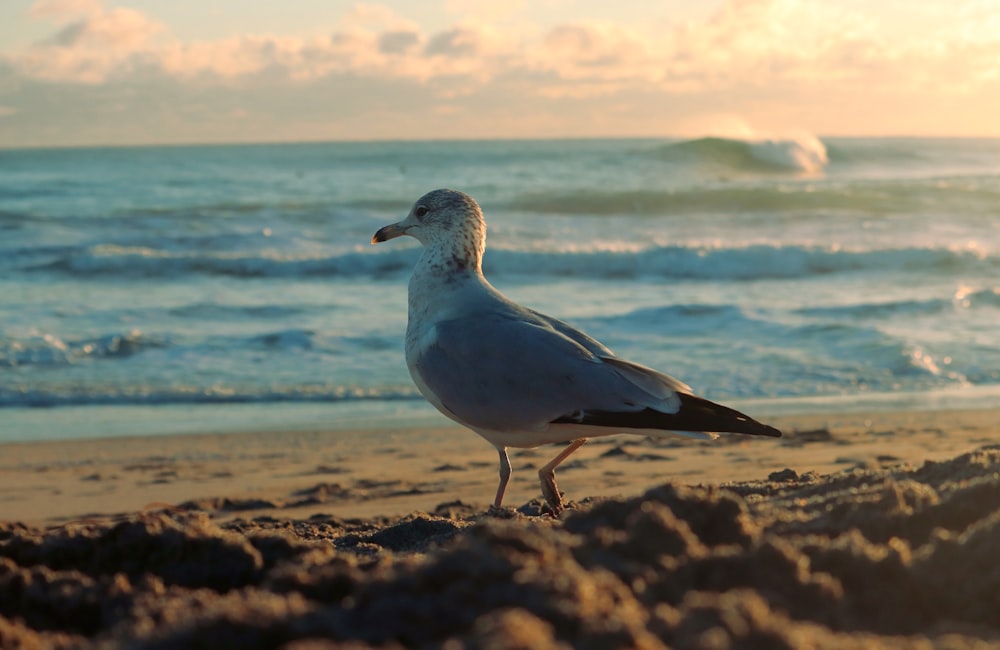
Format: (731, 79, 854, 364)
(7, 0, 1000, 105)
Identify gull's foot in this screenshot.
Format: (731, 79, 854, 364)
(487, 504, 517, 519)
(541, 501, 565, 517)
(539, 473, 565, 516)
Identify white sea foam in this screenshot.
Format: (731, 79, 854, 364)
(746, 134, 828, 173)
(33, 241, 998, 281)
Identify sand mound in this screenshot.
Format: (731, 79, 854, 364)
(3, 446, 1000, 648)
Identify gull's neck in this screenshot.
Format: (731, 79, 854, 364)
(422, 220, 485, 272)
(407, 234, 488, 327)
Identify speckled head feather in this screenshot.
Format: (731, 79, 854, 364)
(385, 188, 487, 273)
(412, 189, 484, 230)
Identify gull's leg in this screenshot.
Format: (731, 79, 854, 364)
(538, 438, 588, 514)
(493, 446, 512, 508)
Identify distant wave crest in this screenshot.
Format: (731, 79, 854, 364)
(0, 384, 421, 408)
(0, 330, 163, 368)
(653, 134, 829, 174)
(29, 242, 998, 282)
(795, 289, 1000, 319)
(501, 179, 1000, 216)
(34, 244, 418, 278)
(487, 244, 993, 281)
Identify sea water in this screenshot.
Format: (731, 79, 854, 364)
(2, 137, 999, 442)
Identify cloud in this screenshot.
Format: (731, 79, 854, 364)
(443, 0, 529, 21)
(16, 2, 163, 83)
(12, 2, 509, 85)
(541, 23, 650, 74)
(378, 30, 421, 55)
(28, 0, 102, 20)
(336, 3, 418, 33)
(11, 0, 997, 91)
(425, 27, 480, 57)
(2, 0, 1000, 146)
(41, 6, 161, 49)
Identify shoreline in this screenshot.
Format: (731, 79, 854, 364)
(6, 383, 1000, 444)
(3, 406, 997, 527)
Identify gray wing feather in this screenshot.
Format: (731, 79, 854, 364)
(413, 312, 680, 433)
(599, 356, 691, 402)
(524, 308, 613, 357)
(528, 307, 689, 405)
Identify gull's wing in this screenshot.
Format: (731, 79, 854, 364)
(524, 308, 693, 394)
(412, 311, 664, 433)
(520, 310, 780, 438)
(411, 310, 780, 439)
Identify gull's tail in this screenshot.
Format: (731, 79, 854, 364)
(552, 393, 782, 438)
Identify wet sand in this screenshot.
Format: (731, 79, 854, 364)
(1, 408, 999, 648)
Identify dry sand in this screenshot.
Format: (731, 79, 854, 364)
(1, 408, 999, 648)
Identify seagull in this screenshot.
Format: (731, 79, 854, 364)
(371, 188, 781, 513)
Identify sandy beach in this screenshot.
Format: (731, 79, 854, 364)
(2, 408, 1000, 648)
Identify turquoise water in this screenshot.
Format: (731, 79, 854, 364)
(2, 136, 999, 441)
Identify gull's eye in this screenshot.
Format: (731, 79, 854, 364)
(414, 205, 429, 219)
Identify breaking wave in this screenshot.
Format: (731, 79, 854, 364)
(0, 384, 422, 408)
(652, 135, 829, 174)
(28, 242, 997, 282)
(0, 330, 164, 368)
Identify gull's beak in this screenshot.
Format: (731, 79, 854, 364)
(371, 222, 408, 244)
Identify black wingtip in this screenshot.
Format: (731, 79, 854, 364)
(752, 422, 783, 438)
(553, 393, 782, 438)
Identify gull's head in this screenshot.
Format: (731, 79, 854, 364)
(371, 188, 487, 270)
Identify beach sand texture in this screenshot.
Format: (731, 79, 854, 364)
(2, 408, 1000, 648)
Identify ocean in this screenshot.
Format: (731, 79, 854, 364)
(2, 136, 999, 442)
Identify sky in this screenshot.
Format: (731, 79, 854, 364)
(1, 0, 999, 148)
